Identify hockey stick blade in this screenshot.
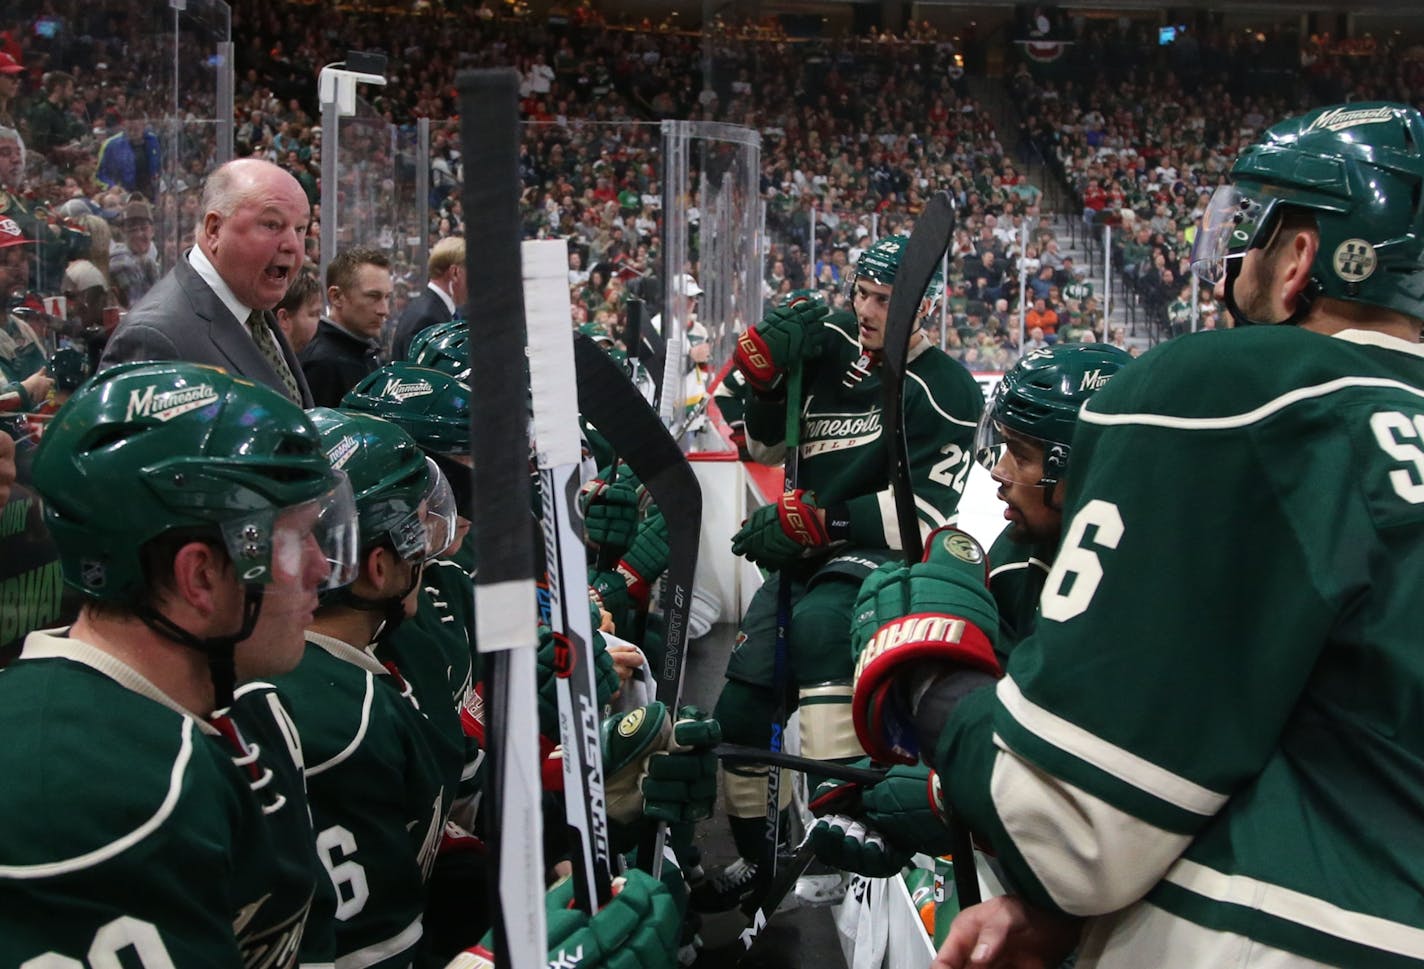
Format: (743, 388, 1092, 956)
(735, 834, 818, 959)
(573, 333, 702, 876)
(876, 191, 982, 909)
(881, 191, 955, 562)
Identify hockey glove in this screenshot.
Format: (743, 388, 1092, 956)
(850, 528, 1000, 765)
(589, 512, 670, 624)
(536, 623, 620, 739)
(730, 489, 836, 570)
(732, 300, 828, 393)
(808, 760, 953, 876)
(448, 869, 681, 969)
(589, 569, 632, 630)
(604, 702, 722, 825)
(579, 474, 641, 559)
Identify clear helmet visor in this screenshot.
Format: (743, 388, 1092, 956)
(973, 387, 1063, 488)
(420, 456, 459, 561)
(386, 456, 458, 564)
(269, 470, 360, 594)
(1190, 184, 1265, 285)
(974, 418, 1059, 488)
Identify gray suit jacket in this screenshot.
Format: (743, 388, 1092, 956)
(99, 254, 314, 407)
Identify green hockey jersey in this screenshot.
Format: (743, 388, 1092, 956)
(277, 633, 449, 969)
(937, 327, 1424, 968)
(744, 311, 984, 549)
(985, 530, 1055, 664)
(377, 560, 482, 810)
(0, 631, 316, 969)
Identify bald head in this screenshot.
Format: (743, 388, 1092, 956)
(198, 159, 310, 311)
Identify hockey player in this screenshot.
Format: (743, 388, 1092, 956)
(849, 102, 1424, 969)
(276, 407, 459, 968)
(808, 343, 1131, 880)
(695, 234, 984, 912)
(975, 343, 1131, 655)
(0, 361, 358, 966)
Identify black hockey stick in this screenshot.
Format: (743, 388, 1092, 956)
(736, 832, 817, 953)
(880, 191, 981, 909)
(573, 333, 702, 877)
(459, 68, 546, 969)
(716, 744, 888, 786)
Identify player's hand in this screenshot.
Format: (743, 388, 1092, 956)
(605, 641, 644, 686)
(730, 489, 832, 569)
(733, 300, 828, 392)
(604, 702, 721, 824)
(933, 895, 1082, 969)
(448, 869, 681, 969)
(851, 528, 1000, 764)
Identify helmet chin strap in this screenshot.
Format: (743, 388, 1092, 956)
(339, 559, 423, 639)
(135, 585, 266, 710)
(1221, 252, 1317, 328)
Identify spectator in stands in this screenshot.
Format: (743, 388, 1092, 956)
(274, 267, 322, 355)
(26, 72, 85, 154)
(300, 246, 390, 407)
(100, 158, 312, 406)
(391, 236, 464, 362)
(0, 54, 22, 132)
(96, 116, 161, 198)
(1, 222, 54, 411)
(0, 125, 20, 193)
(109, 195, 161, 308)
(1025, 297, 1059, 340)
(1024, 325, 1049, 352)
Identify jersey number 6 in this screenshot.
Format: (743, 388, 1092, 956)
(1040, 499, 1124, 623)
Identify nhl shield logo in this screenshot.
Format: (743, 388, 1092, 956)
(1333, 239, 1377, 283)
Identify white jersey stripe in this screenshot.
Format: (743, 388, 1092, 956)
(0, 719, 196, 878)
(908, 370, 978, 427)
(307, 671, 376, 777)
(989, 738, 1191, 915)
(998, 676, 1229, 816)
(989, 557, 1051, 580)
(1082, 375, 1424, 431)
(1164, 858, 1424, 960)
(334, 913, 423, 968)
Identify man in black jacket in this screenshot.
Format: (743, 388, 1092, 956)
(299, 246, 390, 407)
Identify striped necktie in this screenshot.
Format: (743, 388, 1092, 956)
(247, 311, 302, 404)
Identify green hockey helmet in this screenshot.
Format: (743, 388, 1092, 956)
(407, 319, 470, 381)
(1191, 101, 1424, 323)
(308, 408, 457, 564)
(776, 288, 828, 309)
(32, 361, 358, 604)
(578, 322, 616, 346)
(851, 234, 945, 311)
(975, 343, 1131, 487)
(341, 363, 471, 457)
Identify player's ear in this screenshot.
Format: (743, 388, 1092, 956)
(1280, 225, 1318, 309)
